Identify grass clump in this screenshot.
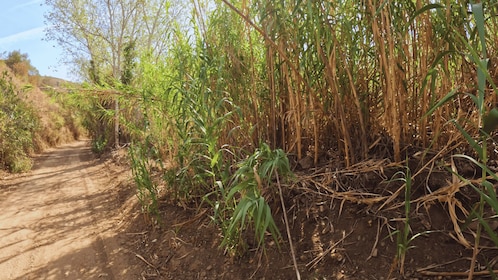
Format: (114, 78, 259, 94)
(219, 143, 292, 255)
(129, 140, 160, 223)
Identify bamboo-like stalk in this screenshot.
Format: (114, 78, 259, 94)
(81, 0, 498, 172)
(246, 13, 260, 144)
(267, 46, 277, 149)
(343, 58, 367, 159)
(76, 0, 498, 272)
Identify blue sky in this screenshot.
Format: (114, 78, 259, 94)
(0, 0, 72, 80)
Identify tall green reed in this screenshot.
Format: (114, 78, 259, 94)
(129, 140, 160, 223)
(388, 165, 433, 276)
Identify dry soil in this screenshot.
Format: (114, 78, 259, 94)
(0, 141, 141, 280)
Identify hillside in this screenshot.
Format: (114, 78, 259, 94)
(39, 75, 78, 90)
(0, 61, 85, 172)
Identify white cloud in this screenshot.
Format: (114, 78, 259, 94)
(10, 0, 43, 11)
(0, 26, 45, 47)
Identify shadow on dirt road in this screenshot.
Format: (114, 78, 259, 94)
(0, 141, 140, 280)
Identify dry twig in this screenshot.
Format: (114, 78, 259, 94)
(419, 269, 498, 277)
(276, 170, 301, 280)
(135, 253, 156, 269)
(171, 209, 208, 228)
(367, 218, 381, 260)
(306, 229, 353, 269)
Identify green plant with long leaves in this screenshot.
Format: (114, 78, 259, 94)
(387, 166, 433, 276)
(164, 42, 240, 200)
(129, 138, 160, 223)
(220, 143, 292, 256)
(126, 79, 166, 223)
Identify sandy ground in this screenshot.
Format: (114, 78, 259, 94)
(0, 141, 139, 280)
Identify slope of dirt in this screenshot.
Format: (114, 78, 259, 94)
(125, 170, 498, 280)
(0, 141, 141, 280)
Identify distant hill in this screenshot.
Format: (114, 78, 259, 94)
(39, 75, 77, 91)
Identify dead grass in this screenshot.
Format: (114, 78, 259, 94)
(0, 62, 84, 167)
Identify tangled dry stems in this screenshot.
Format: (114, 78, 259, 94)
(290, 146, 497, 266)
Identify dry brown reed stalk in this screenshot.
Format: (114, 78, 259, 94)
(419, 268, 498, 277)
(367, 0, 400, 162)
(217, 0, 488, 169)
(318, 39, 354, 167)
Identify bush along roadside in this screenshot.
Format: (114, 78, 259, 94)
(0, 71, 39, 172)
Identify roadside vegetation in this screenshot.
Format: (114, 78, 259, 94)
(2, 0, 496, 278)
(0, 51, 85, 172)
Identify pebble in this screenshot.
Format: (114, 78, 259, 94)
(371, 248, 378, 257)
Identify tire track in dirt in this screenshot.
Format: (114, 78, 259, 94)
(0, 141, 137, 280)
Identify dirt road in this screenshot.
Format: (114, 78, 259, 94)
(0, 141, 139, 280)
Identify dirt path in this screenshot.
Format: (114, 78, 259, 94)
(0, 141, 139, 280)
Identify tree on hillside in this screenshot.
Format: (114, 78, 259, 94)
(3, 50, 39, 77)
(44, 0, 184, 148)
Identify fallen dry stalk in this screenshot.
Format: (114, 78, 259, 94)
(277, 170, 301, 280)
(306, 229, 352, 269)
(367, 218, 382, 261)
(171, 209, 208, 228)
(419, 269, 498, 277)
(135, 253, 157, 270)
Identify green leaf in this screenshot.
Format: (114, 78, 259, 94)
(471, 2, 486, 57)
(407, 4, 444, 30)
(481, 181, 498, 213)
(452, 156, 498, 214)
(482, 108, 498, 134)
(254, 197, 264, 232)
(473, 210, 498, 247)
(210, 151, 220, 168)
(476, 58, 488, 114)
(424, 88, 460, 118)
(255, 197, 266, 244)
(226, 182, 251, 201)
(452, 121, 483, 158)
(230, 197, 252, 232)
(238, 199, 253, 228)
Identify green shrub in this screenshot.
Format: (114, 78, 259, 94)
(219, 143, 292, 255)
(91, 136, 108, 154)
(0, 71, 39, 172)
(129, 140, 160, 222)
(8, 155, 33, 173)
